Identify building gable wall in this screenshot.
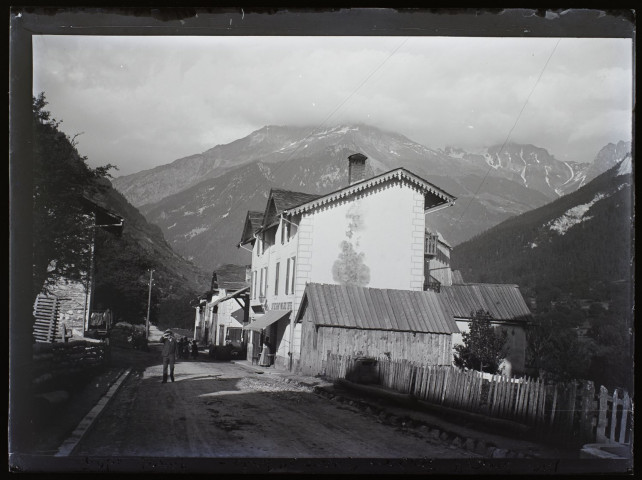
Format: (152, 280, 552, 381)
(305, 181, 426, 292)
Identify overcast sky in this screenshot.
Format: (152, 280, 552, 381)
(32, 35, 632, 177)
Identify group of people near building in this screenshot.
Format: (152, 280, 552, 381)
(177, 336, 199, 360)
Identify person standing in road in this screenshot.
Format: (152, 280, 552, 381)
(161, 329, 179, 383)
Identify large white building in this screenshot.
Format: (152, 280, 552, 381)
(239, 153, 457, 370)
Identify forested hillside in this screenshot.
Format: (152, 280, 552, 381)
(32, 93, 209, 331)
(452, 158, 633, 390)
(452, 159, 632, 305)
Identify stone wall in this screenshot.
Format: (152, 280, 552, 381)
(46, 279, 88, 337)
(32, 340, 108, 394)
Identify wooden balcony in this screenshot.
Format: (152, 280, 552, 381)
(424, 232, 438, 258)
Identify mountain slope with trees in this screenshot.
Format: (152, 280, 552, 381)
(32, 93, 209, 331)
(130, 125, 583, 271)
(452, 157, 633, 390)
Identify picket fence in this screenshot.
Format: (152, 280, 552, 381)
(322, 353, 632, 446)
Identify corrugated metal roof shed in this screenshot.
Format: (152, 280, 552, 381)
(440, 284, 532, 323)
(296, 283, 458, 334)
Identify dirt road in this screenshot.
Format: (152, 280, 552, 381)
(73, 353, 478, 459)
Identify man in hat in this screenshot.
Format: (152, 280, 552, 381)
(161, 329, 179, 383)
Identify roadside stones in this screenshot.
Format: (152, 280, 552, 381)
(451, 436, 464, 448)
(464, 438, 476, 452)
(474, 441, 489, 456)
(439, 431, 450, 442)
(491, 448, 509, 458)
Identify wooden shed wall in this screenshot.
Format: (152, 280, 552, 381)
(298, 315, 453, 376)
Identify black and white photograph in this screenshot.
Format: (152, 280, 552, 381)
(9, 7, 635, 475)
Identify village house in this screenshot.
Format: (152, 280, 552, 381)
(440, 282, 532, 376)
(238, 153, 457, 369)
(194, 264, 250, 351)
(34, 197, 124, 343)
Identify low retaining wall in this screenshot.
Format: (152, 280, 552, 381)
(32, 340, 109, 394)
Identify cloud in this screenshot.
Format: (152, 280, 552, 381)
(32, 35, 632, 176)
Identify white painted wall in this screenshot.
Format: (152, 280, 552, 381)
(306, 182, 425, 291)
(249, 217, 299, 313)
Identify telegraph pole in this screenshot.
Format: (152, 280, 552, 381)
(146, 269, 154, 340)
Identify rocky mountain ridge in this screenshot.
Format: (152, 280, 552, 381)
(111, 124, 630, 272)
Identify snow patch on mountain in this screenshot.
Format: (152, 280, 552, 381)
(562, 162, 574, 185)
(617, 155, 632, 176)
(520, 165, 528, 187)
(547, 192, 607, 235)
(197, 205, 213, 215)
(185, 227, 208, 239)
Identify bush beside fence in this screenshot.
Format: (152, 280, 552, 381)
(322, 353, 632, 447)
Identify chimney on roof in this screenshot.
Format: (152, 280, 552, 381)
(348, 153, 367, 185)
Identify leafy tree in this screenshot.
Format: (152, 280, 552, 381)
(92, 228, 157, 325)
(32, 93, 115, 303)
(586, 309, 633, 392)
(454, 309, 508, 374)
(526, 309, 595, 383)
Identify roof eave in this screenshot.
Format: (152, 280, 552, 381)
(284, 168, 456, 216)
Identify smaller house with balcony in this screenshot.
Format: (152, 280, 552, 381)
(440, 282, 532, 376)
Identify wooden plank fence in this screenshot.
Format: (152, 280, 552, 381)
(33, 294, 62, 343)
(322, 354, 632, 446)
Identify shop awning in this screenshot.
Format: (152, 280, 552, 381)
(243, 309, 291, 331)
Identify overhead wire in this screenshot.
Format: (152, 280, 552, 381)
(454, 38, 562, 227)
